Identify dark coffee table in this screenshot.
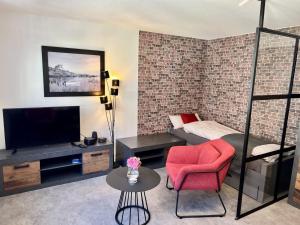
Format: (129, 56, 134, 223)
(116, 133, 186, 169)
(106, 167, 161, 225)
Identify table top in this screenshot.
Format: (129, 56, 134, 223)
(117, 133, 185, 150)
(106, 167, 161, 192)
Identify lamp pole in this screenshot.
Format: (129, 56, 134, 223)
(100, 71, 119, 168)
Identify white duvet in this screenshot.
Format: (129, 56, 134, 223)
(183, 120, 240, 140)
(182, 120, 294, 163)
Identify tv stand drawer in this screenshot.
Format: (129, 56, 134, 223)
(82, 150, 109, 174)
(3, 175, 41, 191)
(3, 161, 41, 191)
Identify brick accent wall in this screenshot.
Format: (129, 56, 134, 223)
(138, 31, 207, 135)
(202, 27, 300, 145)
(200, 33, 254, 138)
(138, 27, 300, 145)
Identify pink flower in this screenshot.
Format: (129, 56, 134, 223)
(127, 157, 141, 170)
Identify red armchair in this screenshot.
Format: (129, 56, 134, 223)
(166, 139, 235, 218)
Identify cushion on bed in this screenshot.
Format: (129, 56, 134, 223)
(169, 113, 201, 128)
(181, 113, 198, 124)
(169, 115, 184, 129)
(195, 113, 201, 121)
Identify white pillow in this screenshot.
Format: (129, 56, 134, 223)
(195, 113, 201, 121)
(169, 115, 184, 129)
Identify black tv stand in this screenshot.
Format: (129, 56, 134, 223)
(0, 142, 113, 197)
(11, 149, 18, 155)
(71, 142, 87, 148)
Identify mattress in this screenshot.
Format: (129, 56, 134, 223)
(183, 120, 240, 140)
(169, 128, 264, 173)
(170, 128, 209, 145)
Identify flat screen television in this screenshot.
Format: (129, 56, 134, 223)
(3, 106, 80, 150)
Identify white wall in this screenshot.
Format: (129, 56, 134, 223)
(0, 11, 139, 149)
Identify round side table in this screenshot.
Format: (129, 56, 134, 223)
(106, 167, 161, 225)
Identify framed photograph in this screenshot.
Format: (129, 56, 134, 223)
(42, 46, 105, 97)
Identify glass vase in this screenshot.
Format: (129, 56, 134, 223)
(127, 167, 139, 184)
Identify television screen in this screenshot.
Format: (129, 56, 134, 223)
(3, 106, 80, 150)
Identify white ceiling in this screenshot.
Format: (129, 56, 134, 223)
(0, 0, 300, 39)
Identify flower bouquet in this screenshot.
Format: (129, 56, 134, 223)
(127, 157, 141, 184)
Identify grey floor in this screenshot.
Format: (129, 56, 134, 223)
(0, 168, 299, 225)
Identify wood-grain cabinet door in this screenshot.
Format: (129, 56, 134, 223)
(82, 150, 110, 174)
(3, 161, 41, 191)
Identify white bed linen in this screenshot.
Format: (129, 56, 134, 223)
(182, 120, 294, 163)
(252, 144, 294, 163)
(183, 120, 240, 140)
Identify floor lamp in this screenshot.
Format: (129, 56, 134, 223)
(100, 71, 119, 167)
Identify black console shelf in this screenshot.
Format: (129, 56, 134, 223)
(41, 167, 82, 184)
(40, 154, 82, 172)
(41, 161, 82, 172)
(0, 142, 113, 197)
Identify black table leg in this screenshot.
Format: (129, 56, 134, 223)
(118, 191, 124, 210)
(115, 191, 150, 225)
(140, 192, 146, 221)
(129, 192, 132, 225)
(121, 192, 128, 223)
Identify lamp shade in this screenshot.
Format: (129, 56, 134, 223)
(101, 71, 110, 79)
(111, 88, 119, 96)
(112, 79, 120, 87)
(105, 102, 113, 110)
(100, 95, 108, 104)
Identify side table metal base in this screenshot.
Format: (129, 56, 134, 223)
(115, 191, 150, 225)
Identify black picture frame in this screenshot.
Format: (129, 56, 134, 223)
(42, 46, 105, 97)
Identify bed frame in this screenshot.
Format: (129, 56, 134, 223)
(225, 155, 294, 203)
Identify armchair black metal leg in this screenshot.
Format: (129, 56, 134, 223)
(217, 191, 226, 217)
(166, 176, 174, 190)
(175, 191, 182, 219)
(175, 190, 227, 218)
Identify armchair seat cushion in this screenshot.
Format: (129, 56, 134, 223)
(167, 162, 220, 191)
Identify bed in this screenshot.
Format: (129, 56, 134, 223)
(169, 121, 294, 202)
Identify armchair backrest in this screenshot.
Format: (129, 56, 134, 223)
(197, 143, 221, 164)
(209, 139, 236, 168)
(181, 139, 235, 191)
(209, 139, 235, 185)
